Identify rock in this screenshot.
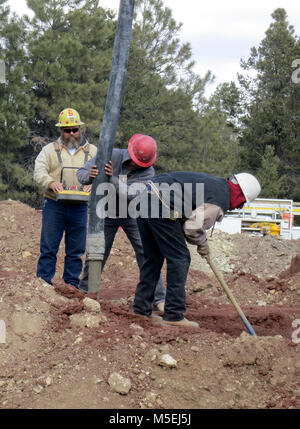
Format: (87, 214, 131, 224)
(33, 385, 43, 394)
(73, 336, 83, 345)
(45, 376, 52, 386)
(158, 354, 177, 368)
(191, 346, 200, 352)
(22, 251, 32, 258)
(83, 297, 101, 313)
(266, 275, 278, 282)
(145, 392, 158, 402)
(158, 344, 169, 352)
(146, 348, 159, 362)
(191, 283, 212, 292)
(69, 312, 107, 328)
(93, 377, 103, 385)
(129, 323, 144, 332)
(108, 372, 131, 395)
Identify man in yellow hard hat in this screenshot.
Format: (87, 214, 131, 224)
(34, 108, 97, 288)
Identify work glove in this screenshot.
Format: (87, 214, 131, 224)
(197, 243, 210, 258)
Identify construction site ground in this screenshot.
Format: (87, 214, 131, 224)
(0, 200, 299, 410)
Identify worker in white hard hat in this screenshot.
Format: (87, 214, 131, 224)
(108, 170, 261, 328)
(34, 108, 97, 288)
(77, 134, 166, 311)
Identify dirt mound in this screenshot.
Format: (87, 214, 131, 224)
(0, 200, 299, 409)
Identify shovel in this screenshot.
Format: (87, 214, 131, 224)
(204, 254, 257, 336)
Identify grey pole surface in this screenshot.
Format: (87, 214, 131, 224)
(87, 0, 135, 294)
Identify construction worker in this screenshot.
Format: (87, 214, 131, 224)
(107, 169, 261, 328)
(34, 108, 97, 288)
(77, 134, 166, 311)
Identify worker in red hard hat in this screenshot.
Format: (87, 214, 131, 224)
(77, 134, 166, 310)
(127, 134, 157, 167)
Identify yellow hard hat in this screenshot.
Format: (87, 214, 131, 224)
(56, 108, 85, 127)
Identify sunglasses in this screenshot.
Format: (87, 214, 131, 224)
(63, 128, 79, 134)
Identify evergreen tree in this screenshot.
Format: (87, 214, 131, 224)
(0, 2, 38, 204)
(194, 84, 241, 178)
(25, 0, 115, 140)
(0, 0, 251, 206)
(120, 0, 213, 172)
(257, 145, 284, 197)
(210, 81, 242, 129)
(133, 0, 194, 86)
(239, 8, 300, 199)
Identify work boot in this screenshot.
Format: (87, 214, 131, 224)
(152, 301, 165, 312)
(134, 312, 163, 324)
(162, 318, 199, 328)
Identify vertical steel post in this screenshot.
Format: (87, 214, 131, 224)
(87, 0, 135, 295)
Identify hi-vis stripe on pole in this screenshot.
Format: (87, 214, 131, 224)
(0, 60, 5, 83)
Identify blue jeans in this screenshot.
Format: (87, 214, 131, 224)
(37, 198, 87, 287)
(134, 218, 191, 321)
(79, 217, 166, 304)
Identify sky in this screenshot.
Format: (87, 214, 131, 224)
(6, 0, 300, 94)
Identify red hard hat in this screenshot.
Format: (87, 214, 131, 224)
(128, 134, 157, 167)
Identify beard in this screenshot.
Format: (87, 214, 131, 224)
(61, 133, 82, 149)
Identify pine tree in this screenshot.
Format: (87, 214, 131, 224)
(0, 2, 37, 203)
(25, 0, 116, 140)
(239, 8, 300, 199)
(119, 0, 213, 172)
(257, 145, 284, 197)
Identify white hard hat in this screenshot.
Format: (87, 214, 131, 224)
(232, 173, 261, 203)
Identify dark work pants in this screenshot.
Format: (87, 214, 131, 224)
(79, 217, 166, 304)
(133, 218, 191, 321)
(37, 198, 87, 287)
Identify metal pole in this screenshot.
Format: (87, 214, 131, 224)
(205, 255, 257, 336)
(87, 0, 135, 295)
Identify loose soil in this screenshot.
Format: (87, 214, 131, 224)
(0, 200, 299, 409)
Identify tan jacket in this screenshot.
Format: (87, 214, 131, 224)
(183, 203, 224, 246)
(34, 138, 97, 200)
